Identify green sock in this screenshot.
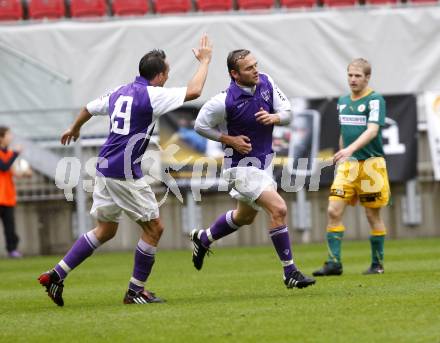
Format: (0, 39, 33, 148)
(326, 232, 344, 264)
(370, 235, 385, 266)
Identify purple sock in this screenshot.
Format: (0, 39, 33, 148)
(269, 225, 297, 277)
(54, 231, 101, 280)
(199, 210, 240, 247)
(128, 239, 156, 293)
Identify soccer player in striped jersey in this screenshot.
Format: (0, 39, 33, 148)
(313, 58, 390, 277)
(38, 35, 212, 306)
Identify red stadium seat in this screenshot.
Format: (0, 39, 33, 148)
(112, 0, 149, 16)
(154, 0, 191, 13)
(196, 0, 233, 11)
(0, 0, 23, 21)
(322, 0, 357, 6)
(365, 0, 397, 4)
(280, 0, 316, 7)
(70, 0, 107, 17)
(237, 0, 274, 9)
(28, 0, 65, 19)
(410, 0, 438, 3)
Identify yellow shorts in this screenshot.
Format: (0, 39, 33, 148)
(329, 157, 390, 208)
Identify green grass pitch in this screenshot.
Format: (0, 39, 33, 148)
(1, 238, 439, 343)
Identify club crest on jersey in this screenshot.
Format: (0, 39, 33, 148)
(358, 104, 366, 112)
(260, 88, 270, 102)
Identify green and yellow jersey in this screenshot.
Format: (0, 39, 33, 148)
(337, 88, 386, 160)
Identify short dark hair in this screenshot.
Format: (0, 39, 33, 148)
(0, 126, 10, 138)
(227, 49, 251, 77)
(139, 49, 167, 81)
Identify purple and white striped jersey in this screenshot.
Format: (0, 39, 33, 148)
(86, 76, 186, 179)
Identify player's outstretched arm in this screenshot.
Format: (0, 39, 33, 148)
(185, 34, 213, 101)
(61, 107, 92, 145)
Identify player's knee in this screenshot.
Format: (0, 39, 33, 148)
(151, 220, 165, 241)
(365, 210, 374, 223)
(139, 219, 164, 242)
(327, 204, 343, 222)
(156, 223, 165, 237)
(365, 208, 381, 226)
(270, 203, 288, 222)
(150, 221, 164, 238)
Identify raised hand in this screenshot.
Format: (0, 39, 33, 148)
(192, 34, 213, 64)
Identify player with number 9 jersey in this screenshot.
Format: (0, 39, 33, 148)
(38, 35, 213, 307)
(88, 77, 187, 180)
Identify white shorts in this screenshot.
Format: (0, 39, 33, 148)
(90, 177, 159, 223)
(223, 166, 277, 211)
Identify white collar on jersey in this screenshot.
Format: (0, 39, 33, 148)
(234, 81, 256, 95)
